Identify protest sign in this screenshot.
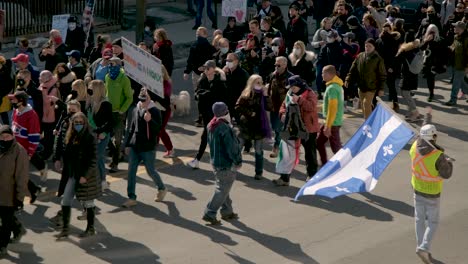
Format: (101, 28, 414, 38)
(122, 37, 163, 98)
(52, 14, 70, 41)
(222, 0, 247, 22)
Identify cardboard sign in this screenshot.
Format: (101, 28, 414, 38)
(222, 0, 247, 22)
(121, 37, 163, 98)
(52, 14, 70, 41)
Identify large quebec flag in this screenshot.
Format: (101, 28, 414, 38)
(295, 103, 415, 200)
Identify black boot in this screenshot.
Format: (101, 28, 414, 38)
(80, 207, 96, 238)
(55, 206, 70, 239)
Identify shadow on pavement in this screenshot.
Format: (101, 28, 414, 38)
(70, 219, 162, 264)
(5, 242, 44, 264)
(295, 194, 393, 221)
(103, 190, 238, 246)
(219, 220, 319, 264)
(225, 252, 256, 264)
(360, 192, 414, 217)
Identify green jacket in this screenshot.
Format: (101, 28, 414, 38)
(345, 51, 387, 92)
(207, 118, 242, 169)
(452, 32, 468, 71)
(105, 70, 133, 113)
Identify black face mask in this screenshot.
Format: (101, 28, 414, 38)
(70, 90, 78, 99)
(0, 139, 13, 153)
(87, 89, 93, 96)
(17, 79, 26, 87)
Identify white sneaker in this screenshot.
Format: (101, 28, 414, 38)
(40, 164, 48, 182)
(187, 159, 199, 169)
(101, 181, 110, 191)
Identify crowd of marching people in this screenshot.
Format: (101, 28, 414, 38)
(0, 0, 465, 260)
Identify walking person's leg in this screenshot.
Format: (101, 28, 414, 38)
(56, 178, 76, 238)
(302, 133, 318, 178)
(80, 200, 97, 237)
(194, 0, 205, 28)
(0, 207, 15, 255)
(110, 112, 125, 171)
(97, 135, 110, 187)
(253, 139, 264, 179)
(204, 169, 236, 222)
(141, 150, 167, 202)
(316, 125, 330, 166)
(329, 126, 342, 154)
(125, 148, 140, 203)
(418, 196, 440, 253)
(426, 72, 436, 101)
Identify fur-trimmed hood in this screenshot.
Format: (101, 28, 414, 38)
(397, 39, 420, 55)
(288, 51, 316, 67)
(199, 67, 227, 81)
(380, 30, 401, 40)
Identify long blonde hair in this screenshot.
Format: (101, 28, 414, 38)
(65, 112, 90, 145)
(425, 24, 440, 42)
(241, 74, 263, 99)
(71, 79, 87, 101)
(88, 80, 107, 114)
(161, 64, 171, 83)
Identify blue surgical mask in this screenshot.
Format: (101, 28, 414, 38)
(74, 124, 84, 132)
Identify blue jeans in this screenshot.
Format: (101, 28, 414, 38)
(316, 63, 324, 95)
(127, 148, 165, 200)
(414, 194, 440, 252)
(269, 111, 281, 149)
(195, 0, 216, 26)
(204, 169, 236, 218)
(61, 177, 95, 208)
(450, 70, 468, 101)
(239, 138, 264, 175)
(97, 134, 110, 182)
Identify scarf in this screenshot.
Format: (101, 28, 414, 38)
(254, 89, 271, 139)
(108, 65, 121, 80)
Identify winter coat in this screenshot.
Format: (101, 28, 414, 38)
(105, 70, 133, 113)
(207, 118, 242, 169)
(90, 101, 113, 135)
(271, 15, 287, 37)
(288, 51, 316, 85)
(59, 130, 100, 201)
(311, 28, 331, 51)
(421, 38, 448, 75)
(40, 83, 59, 123)
(69, 62, 87, 80)
(267, 70, 294, 113)
(416, 16, 443, 39)
(39, 43, 69, 72)
(184, 37, 217, 75)
(225, 66, 249, 112)
(317, 41, 345, 72)
(259, 48, 276, 81)
(235, 91, 273, 140)
(236, 47, 262, 75)
(0, 141, 29, 207)
(451, 32, 468, 71)
(126, 101, 163, 153)
(285, 16, 308, 53)
(395, 40, 421, 91)
(21, 82, 43, 122)
(58, 72, 76, 102)
(332, 15, 350, 36)
(195, 69, 228, 118)
(223, 25, 245, 51)
(376, 31, 401, 71)
(340, 41, 361, 78)
(153, 40, 174, 76)
(66, 27, 87, 54)
(0, 59, 15, 113)
(14, 47, 37, 66)
(345, 51, 387, 92)
(279, 89, 319, 134)
(52, 114, 71, 162)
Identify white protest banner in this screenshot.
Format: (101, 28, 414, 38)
(52, 14, 70, 41)
(121, 37, 163, 98)
(222, 0, 247, 22)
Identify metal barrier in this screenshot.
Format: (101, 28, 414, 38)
(0, 0, 123, 39)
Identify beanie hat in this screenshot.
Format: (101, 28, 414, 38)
(365, 38, 377, 47)
(212, 102, 228, 117)
(112, 38, 122, 47)
(347, 16, 360, 27)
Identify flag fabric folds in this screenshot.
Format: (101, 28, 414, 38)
(295, 103, 415, 200)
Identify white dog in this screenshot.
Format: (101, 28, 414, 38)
(170, 90, 191, 116)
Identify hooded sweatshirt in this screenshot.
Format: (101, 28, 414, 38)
(324, 75, 344, 127)
(207, 117, 242, 170)
(12, 105, 41, 156)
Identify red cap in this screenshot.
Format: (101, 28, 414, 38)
(102, 48, 113, 59)
(11, 54, 29, 63)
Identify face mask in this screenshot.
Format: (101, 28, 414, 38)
(326, 37, 334, 43)
(17, 79, 26, 87)
(254, 85, 263, 90)
(108, 65, 121, 80)
(74, 124, 84, 132)
(68, 23, 77, 31)
(0, 139, 13, 153)
(12, 102, 21, 109)
(293, 48, 302, 56)
(54, 36, 63, 45)
(70, 90, 78, 99)
(272, 46, 279, 53)
(220, 47, 229, 54)
(226, 61, 235, 69)
(87, 89, 93, 96)
(144, 26, 150, 32)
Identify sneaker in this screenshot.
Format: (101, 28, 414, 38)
(272, 178, 290, 186)
(109, 164, 118, 173)
(202, 215, 221, 225)
(77, 210, 87, 221)
(122, 199, 137, 208)
(155, 189, 168, 202)
(0, 247, 7, 259)
(40, 164, 48, 182)
(188, 159, 200, 169)
(444, 100, 456, 106)
(221, 213, 239, 221)
(10, 225, 27, 244)
(101, 181, 110, 191)
(269, 147, 278, 158)
(254, 174, 263, 180)
(163, 150, 176, 158)
(416, 250, 433, 264)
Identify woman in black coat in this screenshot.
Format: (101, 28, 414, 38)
(288, 41, 316, 86)
(395, 31, 422, 121)
(420, 24, 447, 102)
(223, 17, 245, 52)
(152, 28, 174, 76)
(55, 112, 100, 239)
